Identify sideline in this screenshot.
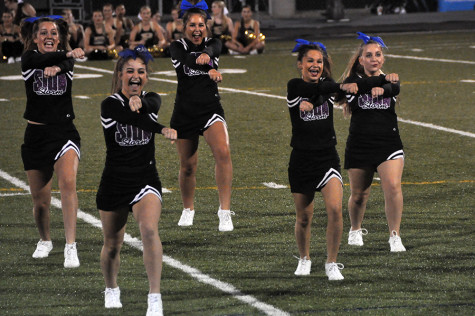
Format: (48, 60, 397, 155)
(0, 169, 289, 316)
(75, 64, 475, 139)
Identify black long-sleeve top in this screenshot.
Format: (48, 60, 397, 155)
(169, 37, 222, 115)
(286, 77, 341, 151)
(344, 73, 401, 139)
(100, 91, 165, 170)
(21, 50, 75, 124)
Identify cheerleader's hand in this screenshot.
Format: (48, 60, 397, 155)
(161, 127, 177, 144)
(209, 69, 222, 83)
(340, 83, 358, 94)
(299, 100, 313, 112)
(196, 53, 210, 65)
(129, 95, 142, 113)
(371, 87, 384, 98)
(67, 48, 85, 59)
(44, 66, 61, 78)
(385, 73, 399, 83)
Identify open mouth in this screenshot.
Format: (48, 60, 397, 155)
(129, 79, 142, 88)
(308, 68, 320, 76)
(44, 40, 55, 49)
(192, 32, 202, 40)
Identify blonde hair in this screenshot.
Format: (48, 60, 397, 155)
(339, 41, 385, 117)
(211, 1, 228, 30)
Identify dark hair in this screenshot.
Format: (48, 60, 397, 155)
(242, 4, 252, 11)
(182, 8, 210, 36)
(21, 17, 69, 52)
(296, 44, 332, 79)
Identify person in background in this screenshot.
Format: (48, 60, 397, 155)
(165, 7, 183, 43)
(20, 16, 85, 268)
(152, 11, 168, 48)
(208, 0, 233, 54)
(0, 10, 23, 63)
(129, 5, 166, 50)
(97, 45, 176, 316)
(341, 32, 406, 252)
(4, 0, 36, 25)
(83, 10, 115, 60)
(170, 2, 234, 232)
(62, 9, 84, 50)
(102, 3, 116, 37)
(114, 3, 134, 49)
(228, 4, 264, 55)
(286, 39, 358, 280)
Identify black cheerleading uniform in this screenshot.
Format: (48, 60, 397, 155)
(169, 37, 223, 139)
(96, 91, 166, 212)
(236, 19, 255, 46)
(344, 73, 403, 170)
(20, 50, 80, 171)
(1, 27, 23, 58)
(210, 19, 230, 54)
(135, 22, 158, 48)
(286, 77, 343, 193)
(87, 24, 110, 60)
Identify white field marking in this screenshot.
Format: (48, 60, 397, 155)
(0, 98, 9, 101)
(397, 118, 475, 138)
(162, 187, 172, 193)
(0, 169, 289, 316)
(385, 54, 475, 65)
(461, 79, 475, 83)
(410, 49, 424, 52)
(0, 192, 31, 196)
(74, 95, 90, 99)
(263, 182, 288, 189)
(233, 55, 247, 59)
(74, 64, 474, 138)
(374, 177, 381, 181)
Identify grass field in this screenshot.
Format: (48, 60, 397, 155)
(1, 31, 474, 315)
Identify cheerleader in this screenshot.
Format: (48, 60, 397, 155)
(228, 4, 264, 55)
(208, 0, 234, 54)
(342, 32, 406, 252)
(287, 39, 358, 280)
(170, 1, 234, 231)
(97, 45, 176, 315)
(20, 16, 85, 268)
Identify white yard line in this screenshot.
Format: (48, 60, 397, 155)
(385, 54, 475, 65)
(75, 63, 474, 138)
(0, 169, 289, 316)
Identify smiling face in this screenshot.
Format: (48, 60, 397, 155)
(33, 21, 60, 53)
(120, 58, 148, 98)
(359, 43, 384, 76)
(185, 13, 207, 45)
(102, 5, 113, 20)
(298, 49, 324, 83)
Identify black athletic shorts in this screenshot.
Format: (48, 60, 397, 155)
(96, 165, 163, 212)
(21, 122, 81, 171)
(344, 134, 404, 171)
(288, 146, 343, 194)
(170, 104, 226, 139)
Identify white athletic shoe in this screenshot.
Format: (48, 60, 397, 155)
(7, 56, 15, 64)
(146, 293, 163, 316)
(178, 208, 195, 226)
(325, 262, 344, 281)
(389, 230, 406, 252)
(64, 242, 80, 268)
(348, 228, 368, 246)
(104, 287, 122, 309)
(217, 209, 234, 231)
(32, 240, 53, 258)
(294, 256, 311, 276)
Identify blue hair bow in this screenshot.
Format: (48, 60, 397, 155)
(356, 32, 387, 48)
(292, 39, 327, 53)
(118, 45, 154, 64)
(24, 15, 64, 23)
(179, 0, 210, 18)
